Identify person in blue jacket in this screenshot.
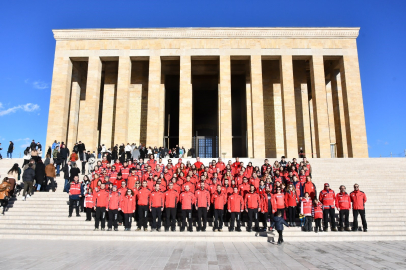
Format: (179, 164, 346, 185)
(273, 210, 290, 245)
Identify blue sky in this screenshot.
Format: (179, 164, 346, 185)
(0, 0, 405, 158)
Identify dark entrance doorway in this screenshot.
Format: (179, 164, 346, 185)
(191, 59, 219, 158)
(163, 59, 180, 149)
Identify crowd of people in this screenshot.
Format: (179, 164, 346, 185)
(0, 138, 368, 245)
(61, 148, 367, 245)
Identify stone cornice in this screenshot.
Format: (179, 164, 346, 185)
(53, 27, 360, 41)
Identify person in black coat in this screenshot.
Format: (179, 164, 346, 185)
(112, 145, 118, 161)
(59, 145, 70, 167)
(35, 160, 46, 192)
(273, 211, 290, 245)
(69, 162, 80, 182)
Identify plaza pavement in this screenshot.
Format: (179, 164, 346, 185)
(1, 239, 406, 269)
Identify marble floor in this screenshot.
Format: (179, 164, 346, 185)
(1, 240, 406, 269)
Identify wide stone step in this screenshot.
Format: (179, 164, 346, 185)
(0, 230, 405, 242)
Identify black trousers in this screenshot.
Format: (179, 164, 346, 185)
(126, 151, 131, 161)
(95, 207, 106, 229)
(223, 204, 230, 222)
(339, 209, 350, 228)
(181, 209, 193, 231)
(85, 207, 92, 221)
(315, 218, 322, 229)
(265, 208, 275, 228)
(81, 161, 86, 173)
(230, 212, 241, 230)
(304, 216, 313, 231)
(323, 208, 336, 228)
(124, 213, 132, 229)
(247, 209, 259, 230)
(138, 205, 149, 229)
(197, 207, 208, 230)
(108, 209, 118, 229)
(165, 207, 177, 231)
(214, 209, 224, 230)
(151, 207, 162, 229)
(277, 230, 283, 243)
(46, 177, 56, 191)
(353, 209, 367, 230)
(287, 206, 296, 223)
(118, 210, 124, 224)
(79, 197, 85, 212)
(69, 199, 80, 216)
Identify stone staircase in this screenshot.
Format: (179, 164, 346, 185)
(0, 157, 405, 242)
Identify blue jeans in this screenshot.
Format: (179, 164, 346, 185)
(7, 152, 12, 158)
(36, 184, 41, 191)
(56, 164, 60, 175)
(98, 153, 101, 159)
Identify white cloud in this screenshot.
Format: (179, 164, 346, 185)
(0, 103, 40, 116)
(21, 143, 30, 148)
(32, 81, 49, 89)
(25, 78, 49, 90)
(14, 138, 30, 142)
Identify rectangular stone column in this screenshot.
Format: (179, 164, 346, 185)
(331, 69, 348, 158)
(250, 55, 266, 158)
(325, 78, 336, 146)
(100, 64, 116, 148)
(179, 55, 192, 150)
(45, 56, 72, 149)
(114, 55, 131, 145)
(128, 84, 143, 144)
(219, 55, 233, 158)
(146, 55, 162, 147)
(80, 56, 102, 152)
(158, 84, 166, 147)
(246, 83, 253, 158)
(273, 83, 285, 158)
(310, 56, 331, 158)
(340, 55, 368, 158)
(309, 99, 317, 158)
(67, 67, 81, 150)
(280, 55, 298, 158)
(301, 83, 312, 158)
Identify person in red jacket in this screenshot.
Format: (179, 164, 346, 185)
(84, 187, 94, 221)
(107, 185, 120, 231)
(164, 182, 179, 232)
(120, 189, 136, 231)
(319, 183, 337, 231)
(149, 183, 164, 231)
(312, 198, 323, 233)
(336, 185, 351, 231)
(245, 185, 261, 232)
(350, 183, 368, 232)
(274, 187, 286, 218)
(212, 185, 227, 232)
(285, 184, 298, 226)
(300, 192, 313, 232)
(94, 183, 109, 231)
(136, 181, 151, 231)
(180, 185, 195, 232)
(127, 170, 140, 189)
(195, 182, 210, 232)
(228, 187, 244, 232)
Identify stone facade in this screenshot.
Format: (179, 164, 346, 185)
(46, 27, 368, 158)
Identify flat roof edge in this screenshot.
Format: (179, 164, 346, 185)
(52, 27, 360, 41)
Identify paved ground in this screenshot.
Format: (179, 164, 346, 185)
(1, 240, 406, 269)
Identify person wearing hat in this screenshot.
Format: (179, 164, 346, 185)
(319, 183, 337, 231)
(107, 185, 120, 231)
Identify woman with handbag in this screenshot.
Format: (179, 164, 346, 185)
(0, 177, 11, 215)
